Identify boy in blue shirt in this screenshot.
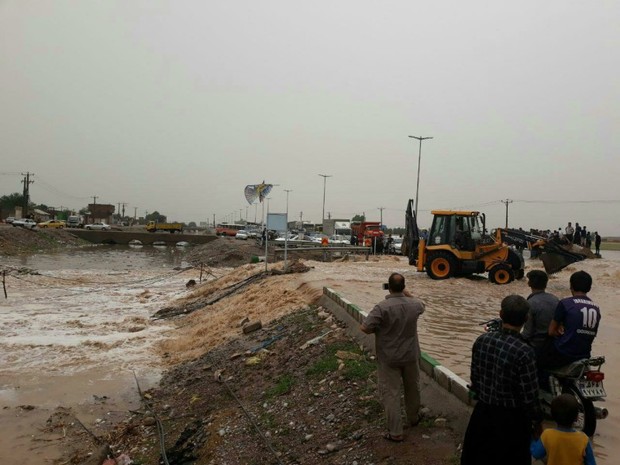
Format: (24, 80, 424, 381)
(531, 394, 596, 464)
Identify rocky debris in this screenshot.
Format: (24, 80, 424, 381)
(55, 307, 462, 465)
(186, 237, 264, 267)
(242, 320, 262, 334)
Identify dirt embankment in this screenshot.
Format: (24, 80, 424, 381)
(0, 225, 88, 256)
(52, 307, 461, 465)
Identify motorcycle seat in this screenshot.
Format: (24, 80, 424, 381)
(547, 356, 605, 378)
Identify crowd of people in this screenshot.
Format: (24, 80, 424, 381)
(529, 222, 603, 255)
(361, 270, 601, 464)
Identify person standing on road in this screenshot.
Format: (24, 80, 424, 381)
(574, 223, 582, 245)
(461, 295, 542, 465)
(521, 270, 559, 352)
(565, 222, 575, 244)
(361, 272, 425, 442)
(538, 271, 601, 369)
(594, 232, 601, 255)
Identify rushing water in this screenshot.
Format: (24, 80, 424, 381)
(0, 244, 197, 464)
(1, 243, 191, 271)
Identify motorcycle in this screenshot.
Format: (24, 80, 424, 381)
(481, 318, 608, 436)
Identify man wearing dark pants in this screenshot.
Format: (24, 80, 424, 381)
(361, 273, 425, 442)
(461, 295, 542, 465)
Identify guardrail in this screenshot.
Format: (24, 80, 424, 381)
(272, 245, 370, 262)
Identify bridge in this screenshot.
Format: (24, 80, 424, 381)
(68, 229, 218, 245)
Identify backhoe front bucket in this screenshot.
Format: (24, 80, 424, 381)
(540, 251, 584, 274)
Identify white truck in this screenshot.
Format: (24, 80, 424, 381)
(322, 219, 352, 237)
(66, 215, 84, 228)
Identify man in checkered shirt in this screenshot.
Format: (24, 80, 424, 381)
(461, 294, 543, 465)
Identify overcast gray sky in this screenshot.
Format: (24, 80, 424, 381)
(1, 1, 618, 234)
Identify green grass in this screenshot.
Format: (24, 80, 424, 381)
(265, 374, 295, 397)
(600, 241, 620, 251)
(305, 340, 371, 378)
(342, 358, 376, 381)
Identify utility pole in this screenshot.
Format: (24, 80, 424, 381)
(92, 196, 98, 205)
(283, 189, 292, 270)
(501, 199, 513, 228)
(378, 207, 385, 229)
(408, 135, 434, 219)
(318, 174, 332, 228)
(21, 172, 34, 216)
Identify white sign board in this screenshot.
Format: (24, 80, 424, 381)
(267, 213, 288, 232)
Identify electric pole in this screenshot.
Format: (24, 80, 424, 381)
(408, 135, 433, 219)
(378, 207, 385, 229)
(21, 172, 34, 216)
(501, 199, 513, 228)
(92, 196, 98, 205)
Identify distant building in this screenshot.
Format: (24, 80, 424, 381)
(88, 204, 115, 224)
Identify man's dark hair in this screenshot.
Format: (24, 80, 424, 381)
(570, 271, 592, 293)
(526, 270, 548, 290)
(551, 394, 579, 428)
(500, 295, 530, 326)
(388, 273, 405, 293)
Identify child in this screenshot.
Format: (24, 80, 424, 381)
(531, 394, 596, 464)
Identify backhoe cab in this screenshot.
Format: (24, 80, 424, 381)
(403, 199, 524, 284)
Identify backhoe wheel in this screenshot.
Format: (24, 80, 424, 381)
(489, 263, 515, 285)
(426, 252, 456, 280)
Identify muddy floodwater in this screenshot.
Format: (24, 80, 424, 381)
(1, 246, 619, 464)
(0, 245, 198, 464)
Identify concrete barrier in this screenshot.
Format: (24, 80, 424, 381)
(319, 286, 474, 411)
(68, 230, 218, 245)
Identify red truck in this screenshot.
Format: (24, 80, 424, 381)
(351, 221, 384, 246)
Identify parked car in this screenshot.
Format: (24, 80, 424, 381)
(12, 218, 37, 229)
(329, 234, 350, 245)
(5, 217, 16, 224)
(37, 219, 66, 229)
(85, 222, 111, 230)
(393, 237, 403, 254)
(246, 229, 260, 238)
(235, 230, 249, 240)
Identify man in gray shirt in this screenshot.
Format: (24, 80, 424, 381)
(521, 270, 559, 350)
(361, 273, 426, 442)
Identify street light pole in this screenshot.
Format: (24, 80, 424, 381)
(318, 174, 332, 230)
(284, 189, 292, 270)
(408, 135, 433, 219)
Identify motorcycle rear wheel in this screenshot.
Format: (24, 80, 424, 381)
(563, 385, 597, 437)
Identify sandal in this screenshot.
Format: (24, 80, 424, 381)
(383, 433, 404, 443)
